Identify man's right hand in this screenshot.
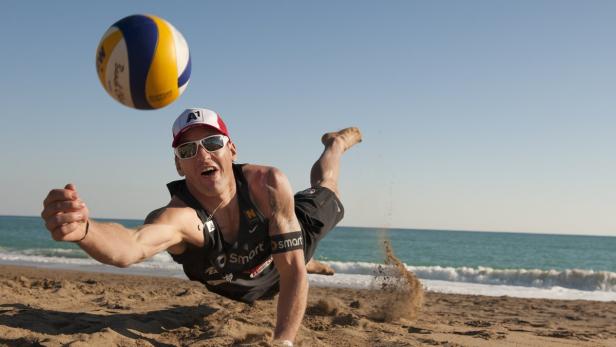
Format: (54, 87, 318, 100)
(41, 183, 90, 242)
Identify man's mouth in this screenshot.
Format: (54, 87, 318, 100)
(201, 166, 218, 177)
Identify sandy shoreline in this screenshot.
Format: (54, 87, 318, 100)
(1, 264, 615, 346)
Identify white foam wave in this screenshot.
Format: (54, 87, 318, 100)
(0, 251, 181, 271)
(308, 275, 616, 302)
(20, 248, 87, 259)
(3, 250, 615, 300)
(323, 261, 616, 292)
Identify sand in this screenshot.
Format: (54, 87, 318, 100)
(1, 264, 615, 346)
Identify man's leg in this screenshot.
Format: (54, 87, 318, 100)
(310, 127, 362, 196)
(306, 127, 362, 275)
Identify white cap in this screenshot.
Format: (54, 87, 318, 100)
(172, 108, 230, 147)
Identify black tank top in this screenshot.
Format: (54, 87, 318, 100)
(167, 164, 279, 303)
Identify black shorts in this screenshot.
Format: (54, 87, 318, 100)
(294, 186, 344, 262)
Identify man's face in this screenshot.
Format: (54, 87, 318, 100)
(175, 126, 237, 197)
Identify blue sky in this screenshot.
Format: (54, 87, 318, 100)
(1, 1, 614, 235)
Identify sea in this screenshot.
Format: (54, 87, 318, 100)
(1, 215, 615, 302)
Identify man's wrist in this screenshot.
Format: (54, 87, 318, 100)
(75, 220, 89, 243)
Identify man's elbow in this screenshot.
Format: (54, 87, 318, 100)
(112, 260, 132, 268)
(102, 256, 130, 268)
(105, 253, 140, 268)
(113, 246, 150, 268)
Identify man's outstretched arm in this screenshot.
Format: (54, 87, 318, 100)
(41, 183, 185, 267)
(261, 169, 308, 344)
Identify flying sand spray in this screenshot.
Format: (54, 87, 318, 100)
(369, 182, 424, 322)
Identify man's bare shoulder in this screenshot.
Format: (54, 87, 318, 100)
(144, 196, 195, 225)
(241, 164, 288, 187)
(143, 197, 206, 251)
(240, 164, 296, 223)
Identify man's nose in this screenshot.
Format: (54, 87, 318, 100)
(196, 144, 212, 159)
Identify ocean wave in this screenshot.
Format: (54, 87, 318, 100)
(323, 261, 616, 292)
(0, 248, 177, 264)
(3, 249, 614, 293)
(0, 251, 181, 271)
(20, 248, 89, 259)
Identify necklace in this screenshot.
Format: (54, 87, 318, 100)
(204, 199, 225, 233)
(206, 199, 225, 222)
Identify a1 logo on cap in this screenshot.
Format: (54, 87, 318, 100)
(186, 110, 202, 124)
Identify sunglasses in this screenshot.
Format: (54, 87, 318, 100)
(174, 134, 230, 159)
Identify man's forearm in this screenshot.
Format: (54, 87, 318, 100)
(77, 220, 142, 267)
(275, 270, 308, 341)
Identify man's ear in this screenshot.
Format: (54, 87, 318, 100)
(229, 141, 238, 161)
(174, 156, 185, 177)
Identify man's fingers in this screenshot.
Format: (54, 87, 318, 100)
(43, 188, 78, 206)
(41, 200, 86, 219)
(55, 212, 85, 226)
(64, 183, 80, 199)
(45, 212, 85, 231)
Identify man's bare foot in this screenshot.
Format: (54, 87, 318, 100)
(306, 259, 335, 276)
(321, 127, 362, 152)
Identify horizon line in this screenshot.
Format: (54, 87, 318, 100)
(2, 214, 613, 238)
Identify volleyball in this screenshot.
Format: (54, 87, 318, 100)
(95, 14, 191, 110)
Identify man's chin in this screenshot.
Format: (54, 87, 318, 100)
(191, 173, 225, 191)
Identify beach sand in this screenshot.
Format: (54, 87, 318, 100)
(1, 264, 615, 346)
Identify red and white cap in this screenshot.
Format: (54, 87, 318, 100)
(172, 108, 230, 147)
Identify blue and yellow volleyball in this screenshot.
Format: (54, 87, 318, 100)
(96, 14, 191, 110)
